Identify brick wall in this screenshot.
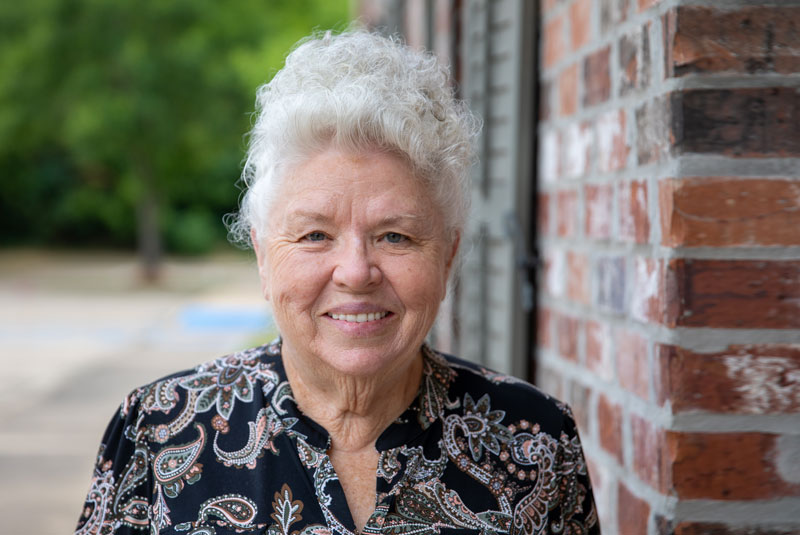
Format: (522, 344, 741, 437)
(537, 1, 800, 533)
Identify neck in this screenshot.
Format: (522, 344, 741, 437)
(282, 343, 424, 452)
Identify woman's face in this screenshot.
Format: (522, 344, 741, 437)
(254, 147, 458, 378)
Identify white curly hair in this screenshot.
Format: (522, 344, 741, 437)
(227, 30, 481, 249)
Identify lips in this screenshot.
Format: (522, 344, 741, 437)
(327, 311, 390, 323)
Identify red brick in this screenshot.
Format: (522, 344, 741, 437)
(619, 23, 651, 96)
(667, 431, 800, 500)
(567, 252, 590, 305)
(539, 79, 552, 122)
(667, 259, 800, 329)
(584, 46, 611, 107)
(596, 109, 627, 173)
(674, 88, 800, 158)
(674, 523, 800, 535)
(658, 344, 800, 414)
(665, 7, 800, 77)
(586, 320, 613, 381)
(619, 180, 650, 243)
(537, 307, 553, 350)
(597, 394, 623, 463)
(541, 0, 561, 15)
(556, 189, 579, 237)
(616, 329, 649, 399)
(618, 482, 650, 535)
(660, 178, 800, 247)
(637, 0, 660, 12)
(631, 257, 665, 325)
(556, 313, 582, 362)
(562, 121, 593, 179)
(585, 183, 613, 239)
(543, 14, 566, 69)
(537, 192, 551, 236)
(569, 0, 593, 51)
(559, 63, 579, 117)
(631, 413, 668, 491)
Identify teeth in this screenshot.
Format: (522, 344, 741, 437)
(330, 311, 388, 323)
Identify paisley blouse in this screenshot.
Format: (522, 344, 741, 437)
(75, 340, 599, 535)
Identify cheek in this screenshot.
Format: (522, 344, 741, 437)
(268, 255, 330, 313)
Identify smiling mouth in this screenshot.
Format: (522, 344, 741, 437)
(327, 311, 390, 323)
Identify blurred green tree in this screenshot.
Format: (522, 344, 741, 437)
(0, 0, 350, 278)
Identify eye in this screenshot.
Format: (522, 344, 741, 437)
(384, 232, 407, 244)
(304, 231, 327, 242)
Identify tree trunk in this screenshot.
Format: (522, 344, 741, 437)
(136, 171, 162, 283)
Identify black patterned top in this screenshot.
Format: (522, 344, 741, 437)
(75, 340, 600, 535)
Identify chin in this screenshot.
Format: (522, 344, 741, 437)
(319, 344, 417, 378)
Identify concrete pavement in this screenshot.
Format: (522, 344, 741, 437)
(0, 250, 274, 535)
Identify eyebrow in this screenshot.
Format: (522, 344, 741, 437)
(285, 211, 424, 226)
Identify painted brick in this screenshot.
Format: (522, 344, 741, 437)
(667, 431, 800, 500)
(556, 189, 579, 237)
(541, 0, 561, 15)
(673, 523, 800, 535)
(596, 109, 628, 173)
(586, 456, 614, 533)
(543, 13, 566, 69)
(556, 312, 582, 362)
(567, 252, 591, 305)
(544, 248, 566, 298)
(559, 63, 579, 117)
(673, 88, 800, 157)
(618, 180, 650, 243)
(569, 0, 593, 51)
(631, 257, 664, 325)
(563, 121, 593, 179)
(537, 364, 565, 401)
(540, 129, 560, 184)
(659, 178, 800, 247)
(586, 320, 613, 381)
(616, 329, 649, 400)
(597, 394, 623, 463)
(631, 413, 668, 491)
(567, 380, 591, 432)
(600, 0, 628, 35)
(595, 256, 626, 314)
(667, 259, 800, 329)
(585, 183, 613, 239)
(584, 46, 611, 107)
(665, 7, 800, 77)
(636, 96, 670, 165)
(657, 344, 800, 414)
(619, 23, 651, 96)
(618, 481, 650, 535)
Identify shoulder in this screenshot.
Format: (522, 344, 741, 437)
(121, 340, 284, 424)
(429, 348, 571, 439)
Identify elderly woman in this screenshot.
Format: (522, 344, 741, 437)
(76, 31, 598, 535)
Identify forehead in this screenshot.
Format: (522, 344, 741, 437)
(277, 148, 435, 220)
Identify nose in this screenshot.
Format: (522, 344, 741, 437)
(331, 237, 382, 290)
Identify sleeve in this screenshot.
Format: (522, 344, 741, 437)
(74, 392, 151, 535)
(551, 406, 601, 535)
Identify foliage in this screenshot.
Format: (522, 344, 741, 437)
(0, 0, 350, 254)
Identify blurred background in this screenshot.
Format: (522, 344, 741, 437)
(0, 1, 351, 532)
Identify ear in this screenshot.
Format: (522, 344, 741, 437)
(442, 231, 461, 298)
(251, 228, 271, 302)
